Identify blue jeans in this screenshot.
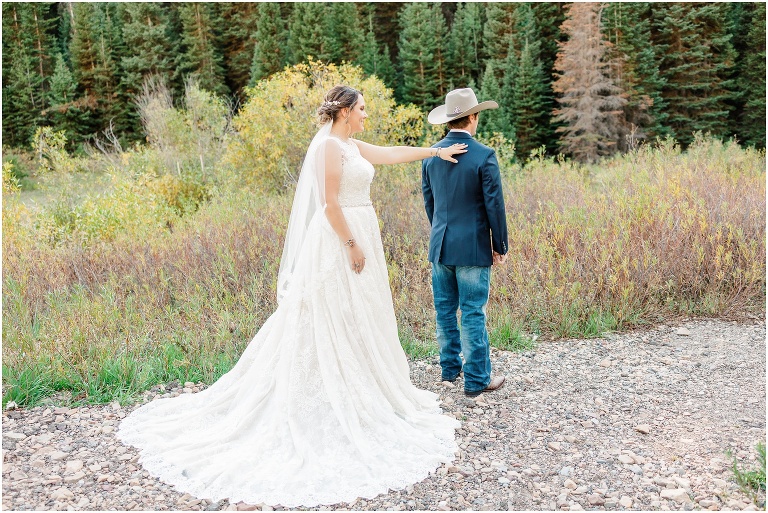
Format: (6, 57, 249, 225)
(431, 262, 491, 394)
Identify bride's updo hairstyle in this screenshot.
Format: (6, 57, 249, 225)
(317, 85, 361, 124)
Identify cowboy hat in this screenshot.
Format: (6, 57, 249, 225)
(427, 88, 498, 125)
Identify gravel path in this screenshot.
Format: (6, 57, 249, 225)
(3, 319, 765, 511)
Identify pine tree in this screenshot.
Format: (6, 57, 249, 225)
(397, 3, 449, 108)
(92, 3, 134, 143)
(249, 3, 287, 85)
(46, 53, 82, 144)
(531, 2, 567, 153)
(447, 2, 483, 88)
(288, 3, 327, 64)
(478, 60, 509, 137)
(552, 3, 627, 163)
(482, 3, 516, 65)
(69, 3, 99, 96)
(652, 3, 736, 146)
(531, 2, 566, 75)
(2, 3, 57, 146)
(504, 4, 555, 156)
(498, 41, 518, 141)
(359, 13, 395, 88)
(69, 3, 131, 141)
(176, 3, 228, 96)
(48, 53, 77, 105)
(730, 2, 765, 148)
(28, 3, 58, 100)
(511, 38, 552, 158)
(55, 2, 73, 61)
(322, 3, 365, 65)
(369, 3, 402, 65)
(119, 3, 177, 99)
(216, 2, 260, 97)
(603, 3, 668, 145)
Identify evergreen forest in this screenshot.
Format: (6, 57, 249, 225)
(2, 2, 766, 161)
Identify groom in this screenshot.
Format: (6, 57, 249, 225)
(422, 88, 509, 398)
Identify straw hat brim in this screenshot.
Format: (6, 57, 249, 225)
(428, 100, 499, 125)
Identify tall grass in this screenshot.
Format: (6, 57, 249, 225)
(4, 135, 763, 407)
(2, 64, 765, 407)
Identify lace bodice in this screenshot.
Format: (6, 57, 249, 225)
(330, 137, 375, 207)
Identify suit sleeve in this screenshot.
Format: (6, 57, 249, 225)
(422, 159, 434, 225)
(480, 150, 508, 255)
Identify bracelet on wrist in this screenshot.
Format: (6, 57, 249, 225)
(343, 238, 356, 248)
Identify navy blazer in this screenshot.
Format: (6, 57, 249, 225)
(421, 132, 508, 267)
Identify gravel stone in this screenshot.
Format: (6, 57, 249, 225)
(1, 319, 764, 511)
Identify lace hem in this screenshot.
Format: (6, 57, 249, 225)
(118, 410, 457, 507)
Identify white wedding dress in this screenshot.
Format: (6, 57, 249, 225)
(117, 136, 459, 507)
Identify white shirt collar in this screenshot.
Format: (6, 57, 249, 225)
(449, 129, 472, 136)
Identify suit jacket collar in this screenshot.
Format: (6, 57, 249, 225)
(444, 131, 473, 141)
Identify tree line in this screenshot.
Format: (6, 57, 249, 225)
(2, 2, 765, 162)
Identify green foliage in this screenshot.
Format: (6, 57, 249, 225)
(652, 3, 736, 146)
(399, 327, 438, 360)
(215, 3, 260, 97)
(33, 127, 84, 173)
(288, 3, 326, 64)
(728, 442, 766, 506)
(2, 161, 21, 194)
(359, 13, 396, 89)
(396, 3, 449, 108)
(478, 61, 510, 138)
(137, 77, 232, 177)
(2, 363, 57, 409)
(1, 3, 57, 147)
(119, 3, 178, 99)
(489, 316, 537, 352)
(478, 3, 555, 149)
(510, 37, 551, 158)
(322, 3, 365, 65)
(176, 3, 229, 97)
(2, 2, 765, 154)
(732, 3, 766, 148)
(604, 3, 669, 143)
(45, 53, 83, 146)
(447, 2, 484, 88)
(482, 3, 516, 67)
(249, 3, 288, 85)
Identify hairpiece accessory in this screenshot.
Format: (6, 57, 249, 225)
(323, 100, 341, 108)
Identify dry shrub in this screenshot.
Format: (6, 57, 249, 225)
(2, 189, 289, 376)
(373, 136, 765, 340)
(2, 60, 764, 402)
(137, 76, 233, 176)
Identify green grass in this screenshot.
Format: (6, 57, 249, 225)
(489, 317, 537, 352)
(2, 345, 240, 408)
(399, 326, 439, 360)
(729, 442, 767, 506)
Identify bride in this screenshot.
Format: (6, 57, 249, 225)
(118, 85, 469, 507)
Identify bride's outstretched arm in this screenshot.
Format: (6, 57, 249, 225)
(324, 140, 367, 274)
(353, 139, 467, 166)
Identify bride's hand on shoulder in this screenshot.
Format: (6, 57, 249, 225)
(438, 143, 468, 164)
(346, 243, 366, 274)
